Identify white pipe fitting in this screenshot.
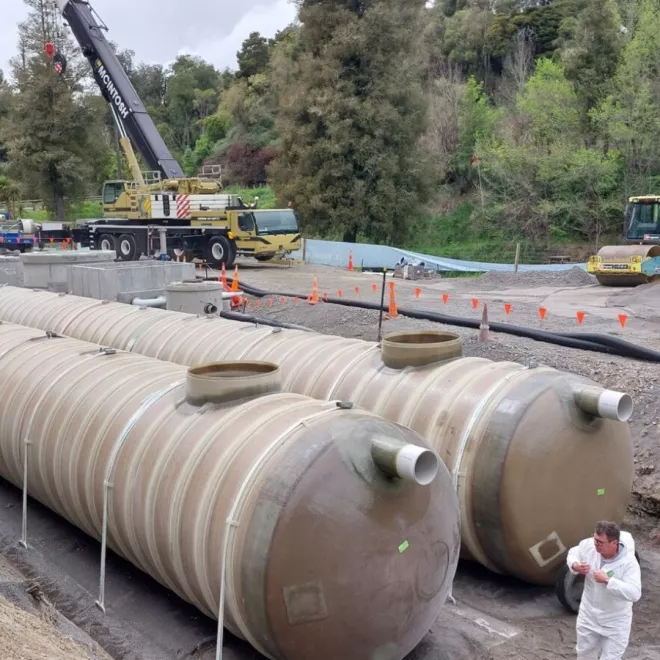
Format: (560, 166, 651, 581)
(573, 386, 634, 423)
(132, 296, 166, 308)
(371, 438, 439, 486)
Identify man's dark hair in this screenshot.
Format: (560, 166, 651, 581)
(595, 521, 620, 541)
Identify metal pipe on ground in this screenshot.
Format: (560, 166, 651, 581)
(0, 286, 635, 585)
(0, 322, 459, 660)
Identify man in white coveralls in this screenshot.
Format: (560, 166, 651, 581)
(567, 521, 642, 659)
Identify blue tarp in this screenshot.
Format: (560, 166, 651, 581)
(292, 239, 587, 273)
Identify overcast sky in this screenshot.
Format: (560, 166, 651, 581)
(0, 0, 297, 79)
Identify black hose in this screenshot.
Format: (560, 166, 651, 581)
(220, 310, 312, 332)
(225, 278, 660, 363)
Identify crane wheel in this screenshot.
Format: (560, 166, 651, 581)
(206, 236, 235, 269)
(117, 234, 138, 261)
(97, 233, 117, 254)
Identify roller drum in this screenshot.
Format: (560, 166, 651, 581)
(0, 288, 634, 584)
(0, 322, 460, 660)
(594, 245, 660, 286)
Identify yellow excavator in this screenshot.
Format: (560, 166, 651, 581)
(587, 196, 660, 286)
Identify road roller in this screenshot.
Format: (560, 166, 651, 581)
(587, 195, 660, 286)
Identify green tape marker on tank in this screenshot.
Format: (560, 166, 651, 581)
(597, 488, 606, 496)
(398, 540, 409, 554)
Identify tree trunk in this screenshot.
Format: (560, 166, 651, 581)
(343, 226, 358, 243)
(54, 194, 66, 223)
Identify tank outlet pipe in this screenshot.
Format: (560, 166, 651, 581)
(371, 437, 439, 486)
(573, 386, 634, 422)
(132, 296, 166, 308)
(185, 361, 281, 406)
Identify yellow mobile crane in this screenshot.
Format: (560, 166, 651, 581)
(587, 196, 660, 286)
(55, 0, 301, 268)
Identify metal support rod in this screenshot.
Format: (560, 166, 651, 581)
(95, 479, 113, 614)
(514, 243, 521, 273)
(215, 517, 234, 660)
(19, 438, 32, 550)
(377, 269, 387, 342)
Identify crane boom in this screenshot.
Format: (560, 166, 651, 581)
(55, 0, 185, 180)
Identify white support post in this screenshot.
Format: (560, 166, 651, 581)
(95, 479, 113, 614)
(19, 438, 32, 550)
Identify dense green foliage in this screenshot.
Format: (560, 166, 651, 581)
(2, 0, 660, 251)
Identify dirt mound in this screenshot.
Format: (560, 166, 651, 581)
(470, 266, 596, 290)
(0, 594, 95, 660)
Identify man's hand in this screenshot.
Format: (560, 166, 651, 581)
(593, 570, 610, 584)
(572, 562, 591, 576)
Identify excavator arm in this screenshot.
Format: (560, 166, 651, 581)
(55, 0, 185, 180)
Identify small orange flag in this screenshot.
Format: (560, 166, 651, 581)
(539, 307, 547, 320)
(354, 286, 360, 295)
(372, 283, 378, 293)
(504, 303, 512, 316)
(337, 289, 343, 298)
(618, 313, 628, 328)
(279, 297, 286, 305)
(472, 298, 479, 310)
(256, 299, 263, 308)
(294, 297, 299, 304)
(323, 292, 328, 302)
(576, 311, 586, 325)
(414, 288, 422, 300)
(268, 298, 274, 308)
(442, 293, 449, 304)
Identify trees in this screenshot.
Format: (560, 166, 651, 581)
(237, 32, 272, 79)
(558, 0, 623, 114)
(271, 0, 432, 244)
(0, 175, 22, 220)
(0, 0, 110, 221)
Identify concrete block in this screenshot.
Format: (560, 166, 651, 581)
(0, 256, 24, 287)
(70, 261, 196, 301)
(21, 250, 116, 289)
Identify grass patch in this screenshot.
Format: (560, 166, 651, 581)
(24, 200, 103, 222)
(223, 185, 278, 209)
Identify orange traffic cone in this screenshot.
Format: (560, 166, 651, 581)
(231, 265, 239, 292)
(386, 281, 398, 319)
(221, 263, 228, 289)
(348, 250, 354, 272)
(308, 274, 320, 305)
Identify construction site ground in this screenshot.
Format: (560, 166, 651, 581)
(1, 260, 660, 659)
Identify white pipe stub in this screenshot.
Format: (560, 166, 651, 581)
(573, 385, 634, 423)
(596, 389, 634, 422)
(395, 444, 439, 486)
(371, 437, 439, 486)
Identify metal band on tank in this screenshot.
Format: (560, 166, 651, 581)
(52, 298, 109, 336)
(216, 403, 343, 660)
(452, 367, 545, 571)
(96, 379, 185, 614)
(325, 344, 380, 399)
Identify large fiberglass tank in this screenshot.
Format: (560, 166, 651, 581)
(0, 322, 460, 660)
(0, 287, 634, 585)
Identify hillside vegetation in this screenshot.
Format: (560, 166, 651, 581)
(1, 0, 659, 259)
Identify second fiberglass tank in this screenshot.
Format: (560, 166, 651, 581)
(0, 286, 635, 585)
